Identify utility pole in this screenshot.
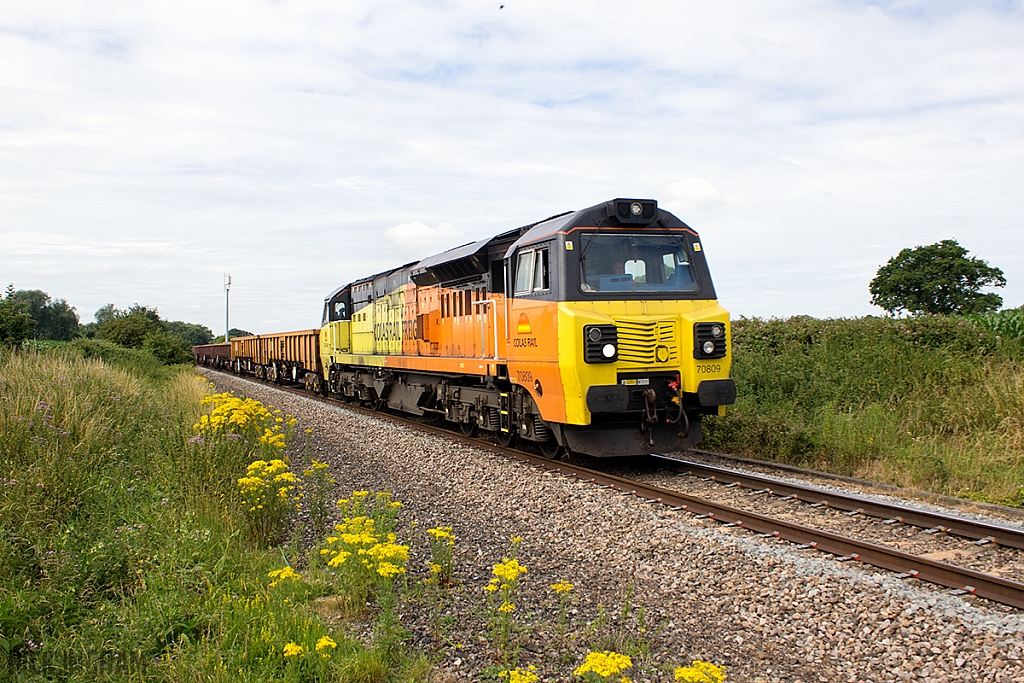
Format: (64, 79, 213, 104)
(224, 274, 232, 344)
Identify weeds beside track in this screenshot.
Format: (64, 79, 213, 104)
(0, 347, 426, 682)
(705, 314, 1024, 506)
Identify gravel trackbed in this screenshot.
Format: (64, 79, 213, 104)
(205, 371, 1023, 683)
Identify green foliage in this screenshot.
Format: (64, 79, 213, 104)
(704, 315, 1024, 504)
(94, 304, 117, 326)
(0, 286, 36, 346)
(869, 239, 1005, 315)
(70, 338, 171, 381)
(142, 329, 194, 365)
(91, 305, 209, 364)
(966, 308, 1024, 341)
(98, 305, 163, 348)
(0, 350, 423, 682)
(8, 290, 79, 341)
(164, 320, 214, 346)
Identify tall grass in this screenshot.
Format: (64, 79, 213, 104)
(0, 347, 424, 681)
(704, 315, 1024, 506)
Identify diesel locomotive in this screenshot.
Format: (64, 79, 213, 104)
(204, 198, 736, 458)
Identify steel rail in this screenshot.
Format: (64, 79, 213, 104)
(652, 456, 1024, 551)
(203, 369, 1024, 610)
(535, 463, 1024, 610)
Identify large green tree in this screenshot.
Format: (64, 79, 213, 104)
(1, 285, 36, 345)
(10, 289, 80, 340)
(98, 305, 163, 348)
(870, 239, 1006, 315)
(165, 320, 214, 346)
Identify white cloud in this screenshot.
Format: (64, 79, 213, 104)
(384, 222, 468, 261)
(2, 1, 1024, 330)
(667, 178, 724, 211)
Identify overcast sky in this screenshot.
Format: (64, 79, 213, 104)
(2, 1, 1023, 334)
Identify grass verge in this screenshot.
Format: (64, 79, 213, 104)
(703, 314, 1024, 506)
(0, 346, 424, 681)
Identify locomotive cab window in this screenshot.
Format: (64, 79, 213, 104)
(580, 233, 698, 293)
(513, 247, 550, 295)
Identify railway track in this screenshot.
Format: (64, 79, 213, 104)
(650, 456, 1024, 550)
(203, 369, 1024, 610)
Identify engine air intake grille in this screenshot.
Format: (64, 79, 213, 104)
(616, 319, 678, 364)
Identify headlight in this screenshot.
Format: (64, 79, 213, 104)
(702, 340, 716, 355)
(584, 324, 618, 363)
(711, 324, 724, 338)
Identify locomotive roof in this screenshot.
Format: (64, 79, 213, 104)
(505, 198, 690, 255)
(324, 199, 687, 299)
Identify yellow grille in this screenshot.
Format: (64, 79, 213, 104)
(615, 319, 678, 364)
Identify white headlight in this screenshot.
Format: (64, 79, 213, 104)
(711, 324, 724, 338)
(602, 343, 616, 358)
(630, 202, 642, 216)
(702, 340, 716, 355)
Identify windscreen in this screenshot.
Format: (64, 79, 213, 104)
(579, 233, 698, 293)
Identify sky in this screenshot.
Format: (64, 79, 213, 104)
(2, 0, 1023, 334)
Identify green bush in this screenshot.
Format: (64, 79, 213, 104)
(70, 338, 170, 380)
(704, 315, 1024, 504)
(142, 329, 194, 365)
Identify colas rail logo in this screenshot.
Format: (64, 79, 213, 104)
(513, 313, 538, 348)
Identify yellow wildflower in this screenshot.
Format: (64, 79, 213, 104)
(315, 635, 337, 657)
(498, 601, 515, 613)
(283, 642, 303, 658)
(376, 561, 404, 578)
(492, 558, 527, 583)
(267, 566, 302, 587)
(674, 661, 726, 683)
(500, 668, 540, 683)
(551, 581, 574, 594)
(327, 550, 351, 567)
(574, 651, 632, 678)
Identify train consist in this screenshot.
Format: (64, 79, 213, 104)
(195, 198, 735, 458)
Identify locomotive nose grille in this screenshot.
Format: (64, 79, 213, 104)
(615, 319, 678, 364)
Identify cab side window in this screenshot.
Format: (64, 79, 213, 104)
(514, 247, 550, 295)
(515, 251, 534, 295)
(533, 249, 549, 291)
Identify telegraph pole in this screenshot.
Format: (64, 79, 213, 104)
(224, 274, 232, 343)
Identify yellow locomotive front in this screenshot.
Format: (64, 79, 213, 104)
(503, 198, 735, 457)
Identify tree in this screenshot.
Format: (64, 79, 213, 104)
(1, 284, 36, 345)
(143, 329, 194, 365)
(165, 320, 214, 346)
(94, 304, 117, 326)
(869, 239, 1006, 316)
(98, 305, 163, 348)
(10, 289, 80, 340)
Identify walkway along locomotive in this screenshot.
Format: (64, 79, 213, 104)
(210, 198, 736, 458)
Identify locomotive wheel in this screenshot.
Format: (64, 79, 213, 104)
(459, 420, 477, 437)
(538, 438, 563, 459)
(496, 430, 517, 448)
